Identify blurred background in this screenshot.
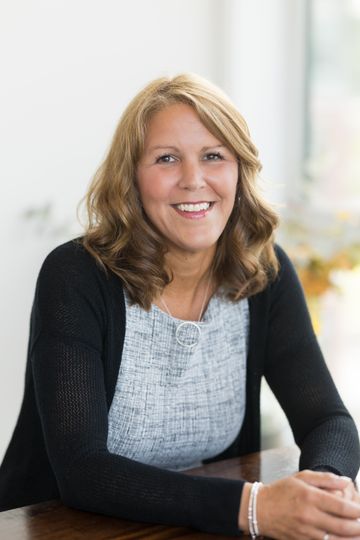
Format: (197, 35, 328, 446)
(1, 0, 359, 461)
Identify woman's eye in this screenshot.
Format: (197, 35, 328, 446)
(155, 154, 176, 164)
(204, 152, 224, 161)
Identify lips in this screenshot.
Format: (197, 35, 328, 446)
(171, 201, 215, 219)
(174, 202, 211, 212)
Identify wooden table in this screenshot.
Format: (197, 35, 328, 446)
(0, 446, 300, 539)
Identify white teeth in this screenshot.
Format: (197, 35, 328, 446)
(175, 202, 211, 212)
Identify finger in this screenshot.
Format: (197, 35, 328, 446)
(330, 536, 360, 540)
(325, 489, 344, 498)
(345, 483, 360, 501)
(317, 490, 360, 519)
(310, 510, 360, 538)
(330, 482, 360, 504)
(342, 484, 357, 502)
(329, 482, 360, 503)
(298, 470, 353, 491)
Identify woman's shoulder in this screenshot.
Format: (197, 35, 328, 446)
(272, 243, 297, 278)
(272, 243, 301, 284)
(37, 237, 109, 294)
(250, 243, 300, 303)
(40, 237, 99, 274)
(264, 243, 307, 309)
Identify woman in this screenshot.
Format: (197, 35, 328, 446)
(0, 73, 359, 539)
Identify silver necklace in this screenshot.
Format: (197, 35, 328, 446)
(160, 278, 211, 349)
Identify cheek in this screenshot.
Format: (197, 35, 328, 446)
(228, 172, 239, 202)
(211, 171, 238, 201)
(137, 171, 172, 203)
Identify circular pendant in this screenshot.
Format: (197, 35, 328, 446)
(175, 321, 201, 348)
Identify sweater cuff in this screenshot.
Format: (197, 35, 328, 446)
(189, 475, 245, 536)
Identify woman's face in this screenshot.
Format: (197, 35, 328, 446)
(136, 103, 239, 257)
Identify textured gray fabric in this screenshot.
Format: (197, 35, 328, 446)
(107, 292, 249, 471)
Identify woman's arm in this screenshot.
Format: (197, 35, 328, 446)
(30, 243, 244, 536)
(246, 245, 360, 538)
(264, 245, 360, 478)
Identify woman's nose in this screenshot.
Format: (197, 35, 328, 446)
(178, 160, 206, 190)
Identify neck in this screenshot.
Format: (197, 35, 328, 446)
(155, 247, 216, 321)
(164, 248, 215, 291)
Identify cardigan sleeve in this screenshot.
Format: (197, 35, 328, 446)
(264, 245, 360, 479)
(30, 242, 244, 536)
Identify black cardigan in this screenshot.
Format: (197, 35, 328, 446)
(0, 240, 358, 536)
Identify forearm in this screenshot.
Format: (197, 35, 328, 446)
(238, 482, 251, 532)
(57, 450, 245, 536)
(298, 415, 360, 480)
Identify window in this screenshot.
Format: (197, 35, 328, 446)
(304, 0, 360, 211)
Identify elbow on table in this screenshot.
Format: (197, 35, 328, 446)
(53, 448, 127, 516)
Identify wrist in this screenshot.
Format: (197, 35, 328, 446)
(255, 482, 270, 537)
(238, 482, 252, 532)
(248, 481, 263, 538)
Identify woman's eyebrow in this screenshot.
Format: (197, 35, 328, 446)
(201, 145, 226, 151)
(147, 144, 226, 152)
(148, 145, 179, 152)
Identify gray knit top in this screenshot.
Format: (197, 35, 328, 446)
(107, 291, 249, 471)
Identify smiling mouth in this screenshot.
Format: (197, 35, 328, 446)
(172, 202, 214, 212)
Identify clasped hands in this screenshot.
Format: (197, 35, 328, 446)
(239, 470, 360, 539)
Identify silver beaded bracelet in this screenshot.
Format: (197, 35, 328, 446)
(248, 481, 263, 539)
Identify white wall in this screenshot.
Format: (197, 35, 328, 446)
(0, 0, 224, 460)
(0, 0, 302, 460)
(222, 0, 307, 204)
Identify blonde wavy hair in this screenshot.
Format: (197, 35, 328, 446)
(81, 73, 279, 309)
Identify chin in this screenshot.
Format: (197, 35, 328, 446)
(171, 239, 219, 256)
